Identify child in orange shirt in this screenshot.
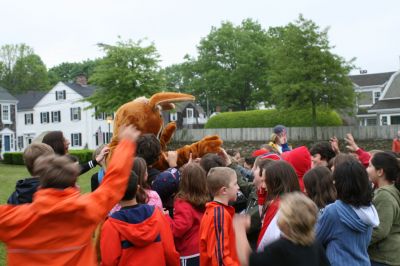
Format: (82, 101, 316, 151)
(0, 126, 140, 266)
(199, 167, 240, 266)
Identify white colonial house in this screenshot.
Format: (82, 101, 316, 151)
(16, 77, 114, 151)
(0, 86, 18, 156)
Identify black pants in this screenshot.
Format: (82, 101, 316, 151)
(180, 255, 199, 266)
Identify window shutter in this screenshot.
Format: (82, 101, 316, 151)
(40, 113, 43, 123)
(51, 112, 54, 122)
(47, 112, 49, 122)
(58, 111, 61, 122)
(24, 114, 27, 124)
(78, 133, 82, 146)
(78, 107, 81, 120)
(31, 113, 34, 124)
(70, 108, 73, 120)
(71, 134, 74, 147)
(55, 92, 58, 100)
(63, 90, 66, 99)
(95, 132, 98, 146)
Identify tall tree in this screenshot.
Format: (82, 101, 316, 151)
(86, 39, 162, 113)
(48, 59, 99, 86)
(11, 54, 49, 93)
(176, 19, 270, 112)
(267, 15, 355, 139)
(0, 44, 49, 93)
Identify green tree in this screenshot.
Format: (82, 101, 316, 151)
(86, 39, 162, 113)
(11, 54, 49, 93)
(176, 19, 270, 112)
(0, 44, 49, 93)
(267, 15, 355, 139)
(48, 59, 99, 86)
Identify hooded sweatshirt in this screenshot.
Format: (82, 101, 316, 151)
(0, 139, 135, 266)
(7, 177, 40, 205)
(100, 204, 179, 266)
(281, 146, 311, 192)
(317, 200, 379, 266)
(368, 184, 400, 265)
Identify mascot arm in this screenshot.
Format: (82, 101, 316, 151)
(152, 135, 223, 171)
(176, 135, 223, 166)
(159, 122, 177, 151)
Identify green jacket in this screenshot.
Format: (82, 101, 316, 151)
(368, 184, 400, 265)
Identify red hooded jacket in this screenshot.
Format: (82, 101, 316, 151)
(281, 146, 311, 192)
(100, 204, 179, 266)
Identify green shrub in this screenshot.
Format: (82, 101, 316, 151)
(69, 150, 94, 164)
(2, 152, 24, 165)
(205, 107, 342, 128)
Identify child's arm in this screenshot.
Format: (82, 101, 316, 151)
(100, 219, 122, 266)
(167, 200, 193, 238)
(85, 126, 140, 221)
(211, 207, 240, 266)
(158, 210, 180, 266)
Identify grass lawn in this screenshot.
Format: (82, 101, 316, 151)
(0, 163, 97, 265)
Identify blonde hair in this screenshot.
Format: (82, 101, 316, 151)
(277, 192, 318, 246)
(23, 143, 54, 175)
(207, 167, 236, 197)
(34, 155, 80, 189)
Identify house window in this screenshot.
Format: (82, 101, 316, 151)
(186, 108, 194, 119)
(170, 112, 178, 121)
(366, 118, 377, 126)
(381, 116, 388, 125)
(95, 107, 105, 120)
(17, 136, 23, 150)
(71, 133, 82, 147)
(51, 111, 61, 123)
(56, 90, 66, 100)
(25, 113, 34, 125)
(390, 116, 400, 125)
(1, 104, 11, 123)
(70, 107, 81, 121)
(40, 112, 50, 123)
(373, 91, 381, 103)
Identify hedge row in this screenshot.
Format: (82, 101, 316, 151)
(2, 150, 94, 165)
(205, 107, 342, 128)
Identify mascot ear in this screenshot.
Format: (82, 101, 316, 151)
(148, 92, 195, 111)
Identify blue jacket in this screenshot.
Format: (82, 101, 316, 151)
(316, 200, 379, 266)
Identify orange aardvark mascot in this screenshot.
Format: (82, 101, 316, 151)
(108, 92, 223, 169)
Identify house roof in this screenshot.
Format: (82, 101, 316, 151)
(369, 99, 400, 112)
(15, 91, 47, 111)
(349, 72, 395, 87)
(174, 101, 205, 113)
(0, 86, 18, 102)
(64, 82, 95, 97)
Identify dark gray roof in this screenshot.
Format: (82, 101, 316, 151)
(174, 101, 205, 113)
(15, 91, 46, 110)
(349, 72, 395, 87)
(369, 99, 400, 111)
(64, 82, 95, 97)
(0, 86, 17, 102)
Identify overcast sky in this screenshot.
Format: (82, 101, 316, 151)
(1, 0, 399, 74)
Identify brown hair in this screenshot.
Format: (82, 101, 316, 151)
(262, 160, 300, 202)
(254, 157, 276, 177)
(176, 163, 210, 210)
(23, 143, 54, 175)
(200, 153, 225, 174)
(278, 192, 318, 246)
(207, 167, 236, 197)
(132, 157, 149, 204)
(33, 155, 80, 189)
(303, 166, 336, 209)
(92, 144, 107, 161)
(42, 131, 66, 155)
(330, 153, 357, 171)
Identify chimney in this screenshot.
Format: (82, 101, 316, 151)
(75, 74, 87, 86)
(359, 70, 368, 74)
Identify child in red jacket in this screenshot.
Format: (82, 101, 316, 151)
(199, 167, 240, 266)
(167, 163, 210, 266)
(100, 167, 179, 266)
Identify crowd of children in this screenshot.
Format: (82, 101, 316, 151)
(1, 124, 400, 266)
